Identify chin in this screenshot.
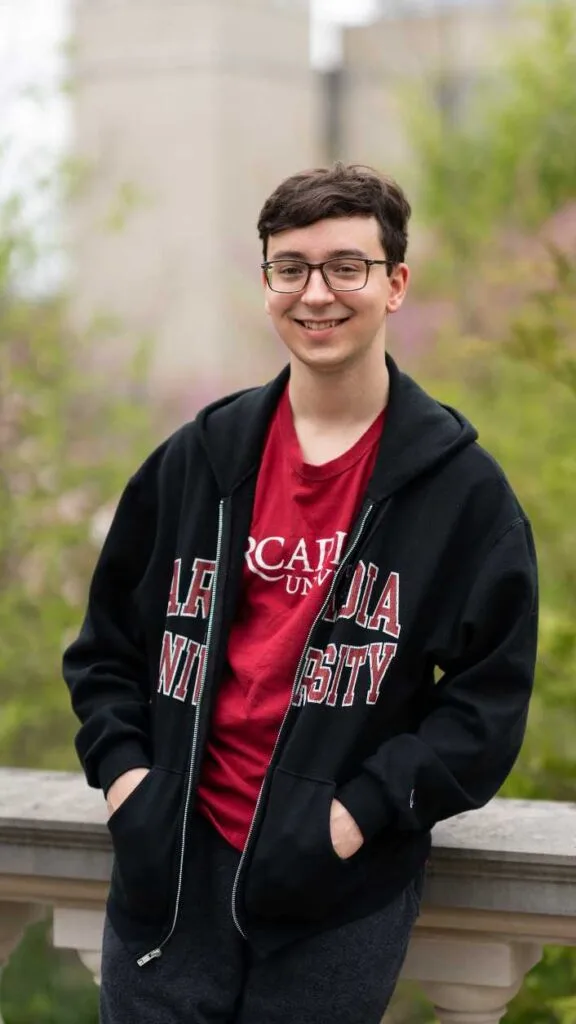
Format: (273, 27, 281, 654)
(291, 348, 357, 374)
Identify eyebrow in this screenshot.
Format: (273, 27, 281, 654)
(267, 248, 371, 261)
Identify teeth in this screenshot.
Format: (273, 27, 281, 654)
(301, 320, 343, 330)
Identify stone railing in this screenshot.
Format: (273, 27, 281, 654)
(1, 767, 576, 1023)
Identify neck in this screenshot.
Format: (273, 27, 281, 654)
(288, 350, 389, 427)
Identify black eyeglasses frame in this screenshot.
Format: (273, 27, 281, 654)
(261, 257, 397, 293)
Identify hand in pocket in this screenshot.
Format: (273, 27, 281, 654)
(329, 799, 364, 860)
(106, 767, 150, 818)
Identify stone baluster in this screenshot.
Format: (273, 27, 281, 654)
(52, 906, 106, 988)
(403, 935, 543, 1024)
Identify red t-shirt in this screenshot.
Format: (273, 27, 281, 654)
(196, 389, 385, 850)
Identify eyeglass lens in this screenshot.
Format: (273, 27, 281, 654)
(267, 258, 369, 292)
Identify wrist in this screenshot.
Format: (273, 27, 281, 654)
(330, 798, 364, 858)
(106, 766, 149, 814)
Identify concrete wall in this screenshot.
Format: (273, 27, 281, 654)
(70, 0, 319, 408)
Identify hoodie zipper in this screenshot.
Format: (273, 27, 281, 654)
(137, 499, 226, 967)
(230, 500, 376, 939)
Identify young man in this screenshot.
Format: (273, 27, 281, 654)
(63, 163, 538, 1024)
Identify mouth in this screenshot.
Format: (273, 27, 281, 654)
(293, 317, 351, 332)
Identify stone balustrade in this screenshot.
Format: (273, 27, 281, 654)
(1, 767, 575, 1022)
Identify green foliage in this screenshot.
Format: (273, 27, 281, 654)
(422, 343, 576, 804)
(400, 3, 576, 1021)
(0, 146, 156, 1017)
(0, 164, 154, 771)
(509, 251, 576, 394)
(404, 1, 576, 290)
(1, 919, 98, 1024)
(506, 947, 576, 1024)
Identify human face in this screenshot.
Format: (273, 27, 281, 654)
(263, 216, 409, 374)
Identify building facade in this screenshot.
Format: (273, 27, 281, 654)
(70, 0, 528, 411)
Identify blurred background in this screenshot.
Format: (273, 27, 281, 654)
(0, 0, 575, 1020)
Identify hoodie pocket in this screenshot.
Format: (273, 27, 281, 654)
(245, 769, 357, 922)
(107, 766, 183, 926)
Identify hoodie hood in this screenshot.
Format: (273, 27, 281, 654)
(196, 354, 478, 501)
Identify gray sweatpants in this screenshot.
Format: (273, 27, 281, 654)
(100, 812, 422, 1024)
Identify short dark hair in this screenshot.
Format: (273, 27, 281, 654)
(257, 162, 411, 268)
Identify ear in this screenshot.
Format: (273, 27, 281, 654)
(386, 263, 410, 314)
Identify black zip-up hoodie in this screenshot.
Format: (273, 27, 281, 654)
(63, 354, 538, 965)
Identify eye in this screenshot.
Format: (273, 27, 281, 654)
(275, 262, 306, 277)
(329, 260, 364, 276)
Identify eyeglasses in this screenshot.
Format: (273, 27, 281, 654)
(261, 257, 395, 294)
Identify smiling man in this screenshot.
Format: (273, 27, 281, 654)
(63, 163, 538, 1024)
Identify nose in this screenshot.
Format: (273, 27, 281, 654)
(301, 266, 335, 305)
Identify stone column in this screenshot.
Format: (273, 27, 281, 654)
(404, 935, 543, 1024)
(52, 906, 106, 987)
(0, 903, 44, 1022)
(71, 0, 320, 412)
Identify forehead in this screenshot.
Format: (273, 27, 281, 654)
(266, 215, 383, 260)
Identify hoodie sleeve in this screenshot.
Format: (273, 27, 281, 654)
(62, 444, 169, 794)
(337, 517, 538, 840)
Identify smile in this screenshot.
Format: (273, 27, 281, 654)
(295, 318, 350, 331)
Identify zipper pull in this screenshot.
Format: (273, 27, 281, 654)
(137, 948, 163, 967)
